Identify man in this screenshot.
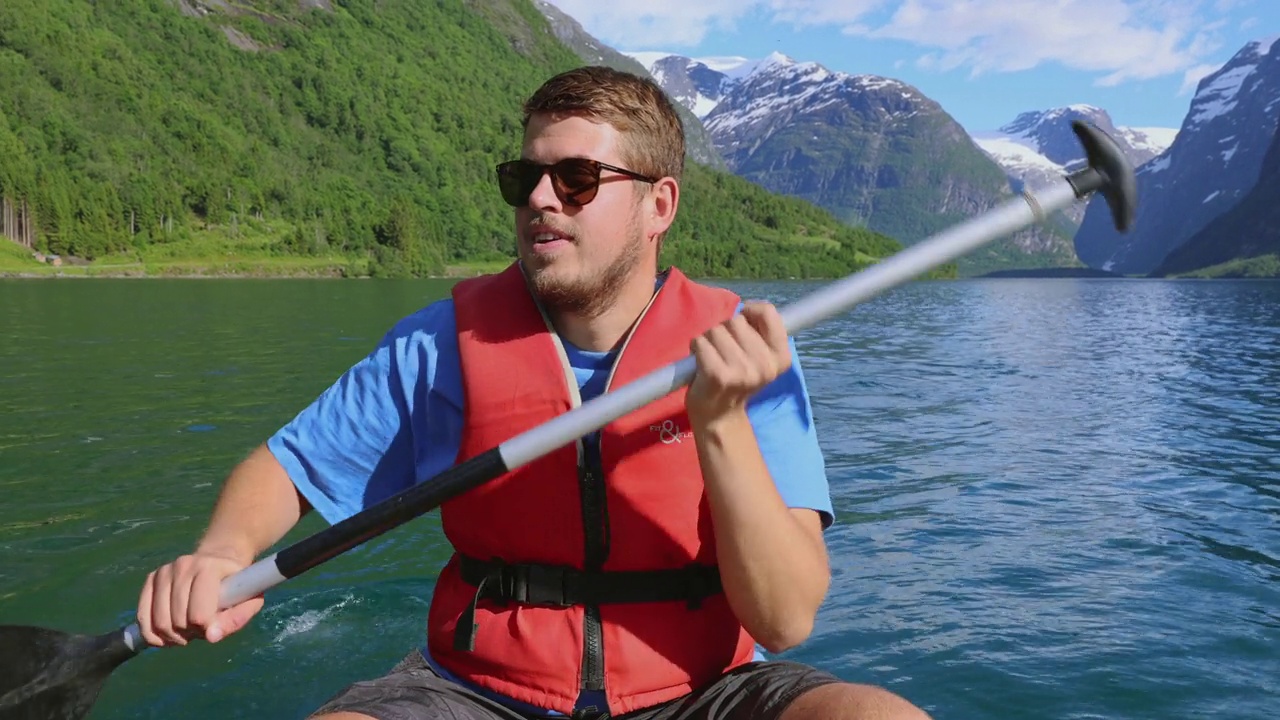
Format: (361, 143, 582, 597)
(136, 66, 932, 720)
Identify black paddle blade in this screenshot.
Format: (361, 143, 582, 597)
(0, 624, 138, 720)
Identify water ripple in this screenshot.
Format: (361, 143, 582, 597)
(755, 278, 1280, 719)
(2, 277, 1278, 719)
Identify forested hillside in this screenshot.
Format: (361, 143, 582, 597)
(0, 0, 910, 279)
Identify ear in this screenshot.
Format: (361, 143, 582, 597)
(647, 176, 679, 239)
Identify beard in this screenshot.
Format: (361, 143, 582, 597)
(525, 215, 646, 318)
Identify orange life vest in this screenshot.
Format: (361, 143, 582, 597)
(425, 262, 757, 715)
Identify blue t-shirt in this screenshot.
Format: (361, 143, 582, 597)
(267, 291, 833, 717)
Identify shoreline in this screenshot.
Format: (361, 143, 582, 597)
(5, 261, 1277, 282)
(0, 263, 484, 281)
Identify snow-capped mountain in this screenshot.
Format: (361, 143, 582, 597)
(971, 106, 1177, 223)
(1155, 120, 1280, 275)
(987, 106, 1174, 168)
(627, 53, 754, 118)
(1074, 35, 1280, 275)
(699, 52, 940, 169)
(1116, 127, 1182, 164)
(627, 50, 1079, 273)
(626, 53, 758, 119)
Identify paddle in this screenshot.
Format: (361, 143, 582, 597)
(0, 120, 1136, 720)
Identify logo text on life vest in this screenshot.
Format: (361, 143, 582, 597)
(650, 420, 694, 444)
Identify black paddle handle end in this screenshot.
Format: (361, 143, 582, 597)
(1066, 120, 1138, 232)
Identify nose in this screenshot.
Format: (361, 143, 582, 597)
(526, 169, 562, 211)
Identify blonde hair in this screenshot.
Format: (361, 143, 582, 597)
(522, 65, 685, 184)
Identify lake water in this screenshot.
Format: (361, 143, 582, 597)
(1, 276, 1277, 719)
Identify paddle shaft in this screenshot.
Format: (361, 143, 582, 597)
(115, 164, 1100, 654)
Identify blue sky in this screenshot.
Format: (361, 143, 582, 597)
(543, 0, 1278, 133)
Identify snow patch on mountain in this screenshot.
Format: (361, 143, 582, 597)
(625, 51, 675, 71)
(970, 134, 1065, 173)
(1193, 64, 1257, 123)
(1118, 127, 1179, 154)
(1189, 36, 1277, 125)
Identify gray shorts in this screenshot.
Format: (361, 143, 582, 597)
(309, 649, 842, 720)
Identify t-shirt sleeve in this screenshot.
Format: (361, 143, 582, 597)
(747, 337, 835, 530)
(266, 302, 451, 525)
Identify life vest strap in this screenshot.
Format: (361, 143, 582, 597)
(452, 554, 724, 651)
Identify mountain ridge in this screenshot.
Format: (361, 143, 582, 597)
(624, 49, 1084, 275)
(970, 105, 1176, 224)
(1153, 119, 1280, 277)
(1074, 35, 1280, 275)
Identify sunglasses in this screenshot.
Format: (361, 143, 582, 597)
(496, 157, 659, 208)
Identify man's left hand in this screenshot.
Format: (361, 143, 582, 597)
(686, 301, 792, 426)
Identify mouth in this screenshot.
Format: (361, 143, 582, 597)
(527, 226, 574, 254)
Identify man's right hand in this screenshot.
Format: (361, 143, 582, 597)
(136, 551, 265, 647)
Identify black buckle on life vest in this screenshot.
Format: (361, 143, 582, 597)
(498, 560, 572, 606)
(451, 554, 724, 652)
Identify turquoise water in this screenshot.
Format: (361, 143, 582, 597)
(1, 276, 1277, 719)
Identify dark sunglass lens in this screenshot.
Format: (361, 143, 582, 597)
(554, 159, 601, 206)
(497, 161, 539, 207)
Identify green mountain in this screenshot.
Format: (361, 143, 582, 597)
(0, 0, 909, 280)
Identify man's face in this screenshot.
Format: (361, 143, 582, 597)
(512, 112, 653, 316)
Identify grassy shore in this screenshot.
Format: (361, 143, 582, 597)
(0, 218, 885, 281)
(1168, 254, 1280, 279)
(0, 227, 511, 280)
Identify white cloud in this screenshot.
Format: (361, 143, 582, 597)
(844, 0, 1226, 86)
(1180, 63, 1224, 95)
(541, 0, 887, 47)
(763, 0, 890, 26)
(542, 0, 756, 47)
(542, 0, 1230, 86)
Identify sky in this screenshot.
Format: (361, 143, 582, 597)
(541, 0, 1279, 133)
